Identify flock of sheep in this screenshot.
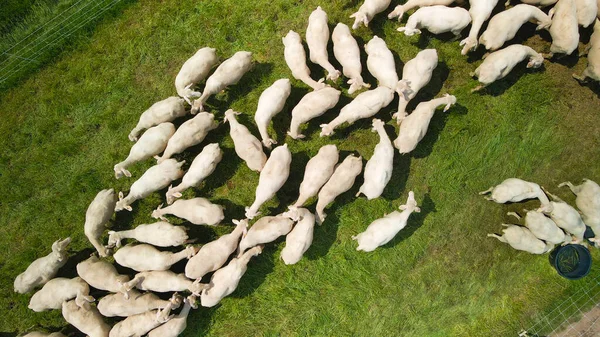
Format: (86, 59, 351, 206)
(12, 0, 600, 335)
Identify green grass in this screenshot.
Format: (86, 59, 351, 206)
(1, 0, 600, 336)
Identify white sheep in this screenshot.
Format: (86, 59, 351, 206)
(357, 119, 394, 200)
(507, 210, 571, 244)
(14, 237, 71, 294)
(238, 215, 294, 255)
(23, 332, 67, 337)
(332, 23, 371, 94)
(488, 225, 554, 254)
(108, 303, 175, 337)
(113, 244, 196, 272)
(394, 94, 457, 154)
(76, 255, 134, 297)
(479, 5, 551, 51)
(98, 291, 181, 318)
(147, 295, 196, 337)
(559, 179, 600, 244)
(129, 97, 186, 142)
(129, 270, 207, 294)
(471, 44, 544, 92)
(541, 191, 587, 244)
(460, 0, 500, 55)
(224, 109, 267, 172)
(365, 36, 398, 90)
(320, 86, 395, 136)
(353, 191, 420, 252)
(508, 0, 557, 6)
(280, 207, 316, 264)
(165, 143, 223, 204)
(245, 144, 292, 219)
(307, 7, 341, 81)
(573, 19, 600, 83)
(155, 112, 217, 163)
(29, 277, 93, 312)
(254, 79, 292, 148)
(84, 189, 116, 257)
(315, 155, 363, 224)
(283, 30, 326, 90)
(191, 51, 253, 113)
(107, 221, 188, 248)
(151, 197, 225, 226)
(175, 47, 219, 103)
(293, 144, 339, 207)
(115, 123, 175, 179)
(479, 178, 552, 211)
(397, 6, 471, 39)
(288, 87, 341, 139)
(62, 300, 111, 337)
(388, 0, 457, 21)
(393, 49, 439, 123)
(201, 245, 263, 307)
(575, 0, 598, 27)
(548, 0, 579, 57)
(351, 0, 392, 30)
(115, 159, 185, 212)
(185, 219, 247, 280)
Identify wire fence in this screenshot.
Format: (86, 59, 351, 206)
(0, 0, 125, 89)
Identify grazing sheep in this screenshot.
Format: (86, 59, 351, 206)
(283, 30, 326, 90)
(254, 79, 292, 148)
(115, 159, 185, 212)
(152, 197, 225, 226)
(14, 237, 71, 294)
(488, 224, 554, 254)
(98, 291, 182, 318)
(540, 189, 587, 244)
(315, 155, 363, 224)
(353, 191, 420, 252)
(479, 5, 551, 51)
(108, 221, 188, 248)
(108, 303, 175, 337)
(147, 295, 196, 337)
(113, 244, 196, 272)
(166, 143, 223, 204)
(114, 123, 175, 179)
(559, 179, 600, 244)
(62, 300, 111, 337)
(175, 47, 219, 103)
(191, 51, 253, 113)
(129, 97, 186, 142)
(245, 144, 292, 219)
(76, 255, 134, 297)
(84, 189, 117, 257)
(548, 0, 579, 57)
(288, 87, 341, 139)
(293, 144, 339, 207)
(224, 109, 267, 172)
(389, 0, 457, 20)
(320, 86, 395, 136)
(23, 333, 67, 337)
(185, 219, 247, 280)
(507, 211, 571, 244)
(394, 94, 457, 153)
(460, 0, 500, 55)
(393, 49, 439, 123)
(280, 207, 316, 264)
(574, 0, 598, 27)
(479, 178, 552, 211)
(129, 270, 207, 294)
(397, 6, 471, 39)
(573, 19, 600, 83)
(351, 0, 392, 30)
(365, 36, 398, 90)
(201, 246, 263, 307)
(29, 277, 93, 312)
(238, 215, 294, 256)
(155, 112, 217, 163)
(357, 119, 394, 200)
(307, 7, 341, 81)
(332, 23, 370, 94)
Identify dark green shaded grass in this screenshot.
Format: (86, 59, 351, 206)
(1, 0, 600, 336)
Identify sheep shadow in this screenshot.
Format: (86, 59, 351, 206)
(212, 198, 246, 223)
(272, 86, 309, 144)
(56, 247, 97, 279)
(0, 332, 17, 337)
(197, 147, 243, 197)
(411, 102, 468, 159)
(182, 306, 216, 337)
(548, 50, 580, 68)
(381, 149, 411, 201)
(230, 241, 277, 298)
(474, 62, 546, 96)
(268, 151, 310, 216)
(380, 193, 435, 250)
(573, 79, 600, 98)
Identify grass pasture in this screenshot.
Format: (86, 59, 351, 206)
(1, 0, 600, 336)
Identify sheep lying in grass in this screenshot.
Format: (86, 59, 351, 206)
(470, 44, 544, 92)
(351, 0, 392, 30)
(76, 255, 136, 297)
(357, 119, 394, 200)
(129, 270, 207, 294)
(114, 244, 196, 272)
(388, 0, 458, 21)
(245, 144, 292, 219)
(542, 189, 588, 244)
(365, 36, 398, 90)
(288, 87, 341, 139)
(397, 6, 471, 39)
(98, 291, 182, 318)
(507, 210, 571, 245)
(62, 300, 111, 337)
(108, 221, 188, 248)
(283, 30, 326, 90)
(29, 277, 93, 312)
(129, 97, 186, 142)
(152, 198, 225, 226)
(84, 189, 116, 257)
(353, 191, 420, 252)
(191, 51, 253, 113)
(332, 23, 370, 94)
(488, 224, 554, 254)
(175, 47, 219, 103)
(479, 178, 552, 211)
(280, 207, 316, 264)
(224, 109, 267, 172)
(254, 79, 291, 148)
(14, 237, 71, 294)
(155, 112, 217, 163)
(238, 215, 294, 256)
(559, 179, 600, 245)
(479, 5, 551, 51)
(307, 7, 341, 81)
(548, 0, 579, 57)
(147, 295, 197, 337)
(460, 0, 499, 55)
(293, 144, 339, 207)
(315, 155, 363, 224)
(573, 20, 600, 83)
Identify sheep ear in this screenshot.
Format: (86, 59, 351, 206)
(118, 191, 124, 199)
(173, 192, 182, 198)
(125, 205, 132, 211)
